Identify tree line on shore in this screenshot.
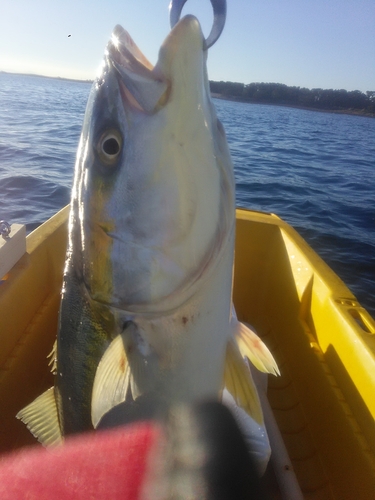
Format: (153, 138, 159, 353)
(209, 81, 375, 114)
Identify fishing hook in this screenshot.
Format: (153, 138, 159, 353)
(169, 0, 227, 49)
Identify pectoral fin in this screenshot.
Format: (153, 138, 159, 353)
(223, 339, 264, 425)
(16, 387, 62, 446)
(231, 309, 280, 376)
(91, 322, 159, 429)
(91, 333, 131, 428)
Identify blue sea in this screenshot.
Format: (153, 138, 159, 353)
(0, 72, 374, 317)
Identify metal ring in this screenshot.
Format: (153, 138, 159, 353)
(169, 0, 227, 49)
(0, 220, 11, 238)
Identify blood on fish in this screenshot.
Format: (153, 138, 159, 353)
(120, 355, 126, 373)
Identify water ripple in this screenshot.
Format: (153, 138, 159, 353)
(216, 98, 375, 315)
(0, 74, 374, 317)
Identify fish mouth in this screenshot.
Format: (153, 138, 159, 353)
(104, 16, 205, 113)
(108, 25, 156, 76)
(105, 24, 169, 113)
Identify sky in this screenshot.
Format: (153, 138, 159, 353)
(1, 0, 374, 92)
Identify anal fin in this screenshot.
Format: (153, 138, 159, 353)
(16, 387, 62, 446)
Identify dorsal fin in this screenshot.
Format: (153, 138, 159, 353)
(47, 339, 58, 375)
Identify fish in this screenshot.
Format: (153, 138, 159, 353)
(17, 15, 279, 459)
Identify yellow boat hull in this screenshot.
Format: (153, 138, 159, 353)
(1, 206, 374, 498)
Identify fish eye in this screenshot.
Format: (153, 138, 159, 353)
(97, 129, 122, 165)
(103, 137, 120, 155)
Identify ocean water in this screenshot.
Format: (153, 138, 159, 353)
(0, 73, 374, 317)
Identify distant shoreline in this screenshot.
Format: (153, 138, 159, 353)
(211, 93, 375, 119)
(2, 71, 374, 118)
(0, 70, 93, 85)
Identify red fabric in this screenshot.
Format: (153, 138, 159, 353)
(0, 422, 160, 499)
